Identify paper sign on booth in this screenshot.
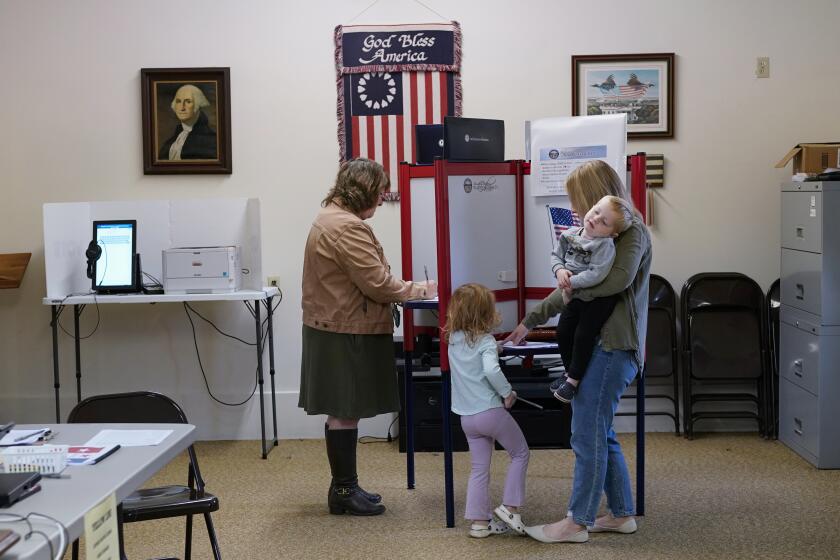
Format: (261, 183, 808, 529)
(526, 115, 626, 196)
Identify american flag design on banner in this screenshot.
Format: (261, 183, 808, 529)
(335, 22, 462, 200)
(343, 70, 456, 178)
(547, 206, 581, 243)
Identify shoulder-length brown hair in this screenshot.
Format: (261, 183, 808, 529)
(322, 158, 390, 214)
(566, 160, 641, 220)
(443, 283, 501, 345)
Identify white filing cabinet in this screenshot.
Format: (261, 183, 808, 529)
(778, 181, 840, 468)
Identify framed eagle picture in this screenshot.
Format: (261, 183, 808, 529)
(572, 53, 674, 139)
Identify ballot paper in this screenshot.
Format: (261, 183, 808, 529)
(84, 429, 173, 447)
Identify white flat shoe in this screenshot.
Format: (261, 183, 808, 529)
(469, 519, 510, 538)
(494, 505, 525, 535)
(524, 524, 588, 543)
(588, 517, 637, 534)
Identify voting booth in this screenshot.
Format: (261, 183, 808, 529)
(398, 153, 649, 528)
(399, 155, 648, 354)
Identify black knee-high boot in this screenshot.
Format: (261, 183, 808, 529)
(325, 428, 385, 515)
(324, 424, 382, 504)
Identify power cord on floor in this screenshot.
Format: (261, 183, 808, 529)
(358, 414, 400, 444)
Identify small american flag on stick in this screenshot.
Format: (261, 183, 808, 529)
(547, 206, 581, 243)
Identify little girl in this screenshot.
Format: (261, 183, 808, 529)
(446, 283, 530, 538)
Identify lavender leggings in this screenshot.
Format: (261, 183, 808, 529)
(460, 407, 530, 520)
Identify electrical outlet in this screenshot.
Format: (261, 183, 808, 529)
(266, 276, 281, 288)
(755, 57, 769, 78)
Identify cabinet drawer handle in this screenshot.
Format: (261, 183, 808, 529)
(795, 227, 805, 239)
(795, 284, 805, 300)
(793, 359, 803, 377)
(794, 417, 803, 436)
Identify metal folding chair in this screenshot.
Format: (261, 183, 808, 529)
(617, 274, 681, 434)
(68, 391, 221, 560)
(680, 273, 769, 439)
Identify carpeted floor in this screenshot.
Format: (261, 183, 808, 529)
(88, 433, 840, 559)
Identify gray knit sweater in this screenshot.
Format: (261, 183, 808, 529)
(550, 226, 616, 290)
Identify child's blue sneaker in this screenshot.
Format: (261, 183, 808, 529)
(552, 380, 578, 403)
(548, 375, 567, 394)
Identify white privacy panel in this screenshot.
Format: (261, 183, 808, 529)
(409, 177, 438, 280)
(408, 176, 438, 327)
(496, 300, 520, 334)
(170, 198, 262, 290)
(43, 202, 95, 299)
(43, 198, 263, 298)
(446, 174, 517, 292)
(523, 173, 573, 290)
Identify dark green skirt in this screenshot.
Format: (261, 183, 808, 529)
(299, 325, 400, 419)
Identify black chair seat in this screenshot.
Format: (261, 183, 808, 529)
(619, 392, 676, 401)
(691, 411, 761, 420)
(691, 392, 759, 402)
(123, 485, 219, 522)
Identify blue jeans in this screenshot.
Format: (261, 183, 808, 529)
(568, 345, 637, 526)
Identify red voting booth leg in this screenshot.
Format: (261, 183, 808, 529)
(629, 153, 647, 223)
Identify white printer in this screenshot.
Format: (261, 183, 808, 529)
(163, 246, 241, 294)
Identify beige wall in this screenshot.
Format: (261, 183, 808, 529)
(1, 0, 838, 437)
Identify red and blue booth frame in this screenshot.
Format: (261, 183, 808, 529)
(399, 155, 648, 528)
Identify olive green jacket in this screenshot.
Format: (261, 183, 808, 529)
(524, 218, 652, 367)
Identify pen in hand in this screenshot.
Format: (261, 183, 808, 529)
(424, 265, 429, 286)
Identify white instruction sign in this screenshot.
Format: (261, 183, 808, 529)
(85, 493, 120, 560)
(527, 115, 626, 196)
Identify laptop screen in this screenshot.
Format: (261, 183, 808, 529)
(443, 117, 505, 162)
(415, 124, 444, 164)
(92, 220, 137, 291)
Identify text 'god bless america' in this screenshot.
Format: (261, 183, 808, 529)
(358, 33, 437, 64)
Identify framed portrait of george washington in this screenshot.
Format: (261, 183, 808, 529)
(572, 53, 674, 139)
(141, 67, 232, 174)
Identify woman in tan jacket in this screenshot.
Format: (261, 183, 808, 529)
(300, 158, 437, 516)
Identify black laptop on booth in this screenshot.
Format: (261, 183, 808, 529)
(415, 124, 445, 164)
(443, 117, 505, 162)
